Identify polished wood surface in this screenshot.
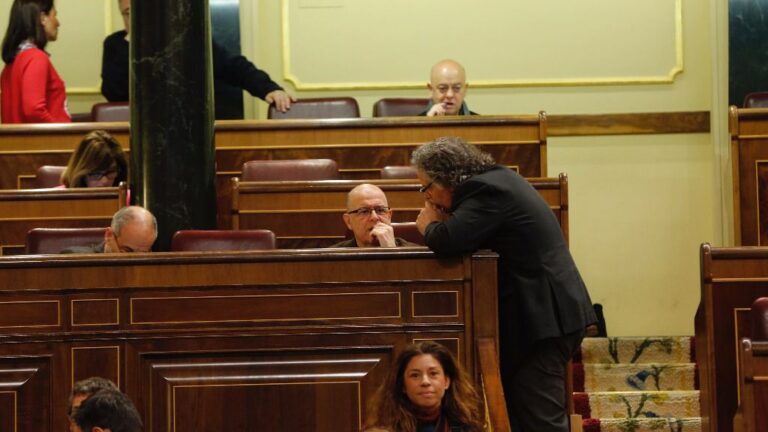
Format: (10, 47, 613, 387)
(0, 116, 547, 231)
(0, 184, 126, 256)
(0, 249, 502, 432)
(695, 243, 768, 432)
(232, 175, 569, 248)
(737, 339, 768, 432)
(729, 106, 768, 245)
(548, 111, 709, 136)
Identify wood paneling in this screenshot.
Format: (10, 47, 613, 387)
(730, 107, 768, 245)
(737, 340, 768, 432)
(232, 175, 568, 248)
(695, 244, 768, 432)
(0, 185, 126, 256)
(0, 116, 547, 229)
(0, 249, 504, 432)
(548, 111, 710, 136)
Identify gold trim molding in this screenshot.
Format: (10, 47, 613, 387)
(281, 0, 684, 90)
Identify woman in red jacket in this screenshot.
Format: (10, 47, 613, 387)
(0, 0, 69, 123)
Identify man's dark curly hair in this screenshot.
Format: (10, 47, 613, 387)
(410, 136, 495, 188)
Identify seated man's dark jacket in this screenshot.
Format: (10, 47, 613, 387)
(329, 237, 418, 247)
(101, 31, 283, 103)
(60, 241, 105, 254)
(422, 165, 596, 354)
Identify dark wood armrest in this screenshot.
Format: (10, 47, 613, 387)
(477, 337, 511, 432)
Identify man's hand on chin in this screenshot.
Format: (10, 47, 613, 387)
(370, 223, 396, 247)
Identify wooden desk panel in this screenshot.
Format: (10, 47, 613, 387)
(0, 249, 501, 432)
(232, 176, 568, 248)
(696, 244, 768, 432)
(737, 339, 768, 432)
(0, 116, 546, 230)
(0, 185, 126, 256)
(729, 107, 768, 245)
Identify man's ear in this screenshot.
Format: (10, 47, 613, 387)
(342, 213, 352, 231)
(427, 83, 433, 92)
(104, 227, 114, 242)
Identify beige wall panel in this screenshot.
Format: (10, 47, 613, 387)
(550, 133, 717, 336)
(283, 0, 681, 90)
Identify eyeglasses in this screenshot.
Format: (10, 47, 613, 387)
(346, 206, 391, 217)
(419, 182, 434, 193)
(86, 170, 117, 181)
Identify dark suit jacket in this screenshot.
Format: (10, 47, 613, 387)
(423, 166, 596, 354)
(100, 31, 282, 109)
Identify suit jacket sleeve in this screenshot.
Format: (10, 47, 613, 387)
(423, 184, 506, 255)
(101, 33, 129, 102)
(212, 41, 282, 100)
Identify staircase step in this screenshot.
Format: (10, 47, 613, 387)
(574, 390, 700, 419)
(576, 337, 694, 364)
(573, 363, 697, 392)
(582, 417, 701, 432)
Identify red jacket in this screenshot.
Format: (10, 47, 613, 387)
(1, 48, 70, 123)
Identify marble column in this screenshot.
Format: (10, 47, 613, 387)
(729, 0, 768, 106)
(129, 0, 217, 251)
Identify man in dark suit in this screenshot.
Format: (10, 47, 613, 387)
(102, 0, 295, 118)
(62, 206, 157, 254)
(413, 137, 596, 432)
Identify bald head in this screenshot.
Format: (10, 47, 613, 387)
(430, 59, 466, 84)
(346, 184, 388, 210)
(105, 206, 157, 253)
(427, 60, 468, 116)
(343, 184, 394, 247)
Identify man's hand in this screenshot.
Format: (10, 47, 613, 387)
(425, 103, 447, 117)
(416, 202, 448, 234)
(265, 90, 296, 112)
(370, 222, 397, 247)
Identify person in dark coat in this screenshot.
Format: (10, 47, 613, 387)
(101, 0, 294, 116)
(412, 136, 597, 432)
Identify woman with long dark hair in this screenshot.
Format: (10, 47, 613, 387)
(365, 341, 483, 432)
(1, 0, 69, 123)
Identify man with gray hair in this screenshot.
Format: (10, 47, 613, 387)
(413, 136, 596, 432)
(62, 206, 157, 253)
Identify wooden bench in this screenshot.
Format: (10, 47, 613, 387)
(695, 243, 768, 432)
(729, 106, 768, 245)
(0, 115, 547, 228)
(0, 248, 508, 432)
(0, 184, 126, 256)
(232, 174, 569, 248)
(738, 339, 768, 432)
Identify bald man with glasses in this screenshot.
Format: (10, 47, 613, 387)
(330, 184, 418, 248)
